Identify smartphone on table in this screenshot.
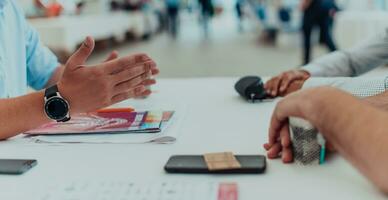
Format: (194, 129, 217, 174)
(0, 159, 37, 175)
(164, 155, 266, 174)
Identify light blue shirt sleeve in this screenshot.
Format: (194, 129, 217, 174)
(25, 22, 59, 90)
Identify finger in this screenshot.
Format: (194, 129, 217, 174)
(111, 85, 147, 104)
(283, 80, 303, 97)
(268, 111, 282, 145)
(279, 73, 293, 93)
(114, 76, 155, 95)
(104, 50, 119, 62)
(300, 70, 311, 79)
(267, 142, 282, 159)
(102, 53, 152, 74)
(139, 89, 152, 97)
(113, 62, 154, 84)
(142, 79, 156, 86)
(151, 68, 160, 75)
(114, 76, 145, 95)
(66, 36, 95, 69)
(271, 77, 281, 97)
(280, 121, 291, 148)
(264, 78, 273, 90)
(282, 146, 293, 163)
(264, 79, 274, 95)
(263, 143, 271, 151)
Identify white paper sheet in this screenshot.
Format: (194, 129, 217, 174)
(31, 180, 220, 200)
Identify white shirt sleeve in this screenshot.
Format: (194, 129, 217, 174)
(302, 29, 388, 77)
(303, 77, 388, 98)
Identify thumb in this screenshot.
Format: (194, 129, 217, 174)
(66, 36, 95, 69)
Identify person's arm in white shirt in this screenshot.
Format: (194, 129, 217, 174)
(265, 30, 388, 96)
(303, 30, 388, 77)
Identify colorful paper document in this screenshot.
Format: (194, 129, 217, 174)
(25, 111, 174, 136)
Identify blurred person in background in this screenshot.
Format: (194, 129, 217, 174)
(165, 0, 180, 38)
(19, 0, 85, 18)
(110, 0, 122, 11)
(19, 0, 62, 18)
(140, 0, 154, 40)
(153, 0, 167, 33)
(57, 0, 85, 15)
(198, 0, 214, 38)
(248, 0, 279, 45)
(123, 0, 142, 10)
(235, 0, 245, 32)
(250, 0, 267, 27)
(122, 0, 154, 39)
(319, 0, 339, 45)
(277, 1, 292, 31)
(301, 0, 337, 64)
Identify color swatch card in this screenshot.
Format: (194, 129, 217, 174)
(24, 111, 174, 136)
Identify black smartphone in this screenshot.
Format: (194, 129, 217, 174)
(0, 159, 37, 175)
(164, 155, 266, 174)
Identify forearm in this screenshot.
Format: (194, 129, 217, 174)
(306, 88, 388, 192)
(364, 90, 388, 111)
(0, 91, 51, 140)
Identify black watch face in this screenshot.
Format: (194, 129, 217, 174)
(45, 97, 69, 120)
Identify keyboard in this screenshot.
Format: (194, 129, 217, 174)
(38, 181, 232, 200)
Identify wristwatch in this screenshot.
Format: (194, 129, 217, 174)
(44, 85, 71, 122)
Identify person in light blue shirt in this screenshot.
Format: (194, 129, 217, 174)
(165, 0, 180, 38)
(0, 0, 58, 98)
(0, 0, 159, 139)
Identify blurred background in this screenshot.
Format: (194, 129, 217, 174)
(18, 0, 388, 78)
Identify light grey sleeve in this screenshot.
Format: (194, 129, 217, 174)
(302, 29, 388, 77)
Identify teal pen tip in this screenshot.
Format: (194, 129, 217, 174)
(320, 147, 326, 164)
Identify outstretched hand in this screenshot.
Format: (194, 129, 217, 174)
(58, 36, 159, 114)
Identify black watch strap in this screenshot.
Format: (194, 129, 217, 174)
(45, 85, 59, 99)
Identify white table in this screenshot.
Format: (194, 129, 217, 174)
(0, 78, 385, 199)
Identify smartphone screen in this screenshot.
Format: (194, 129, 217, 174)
(164, 155, 266, 174)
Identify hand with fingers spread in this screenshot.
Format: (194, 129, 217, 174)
(57, 36, 159, 114)
(264, 70, 310, 98)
